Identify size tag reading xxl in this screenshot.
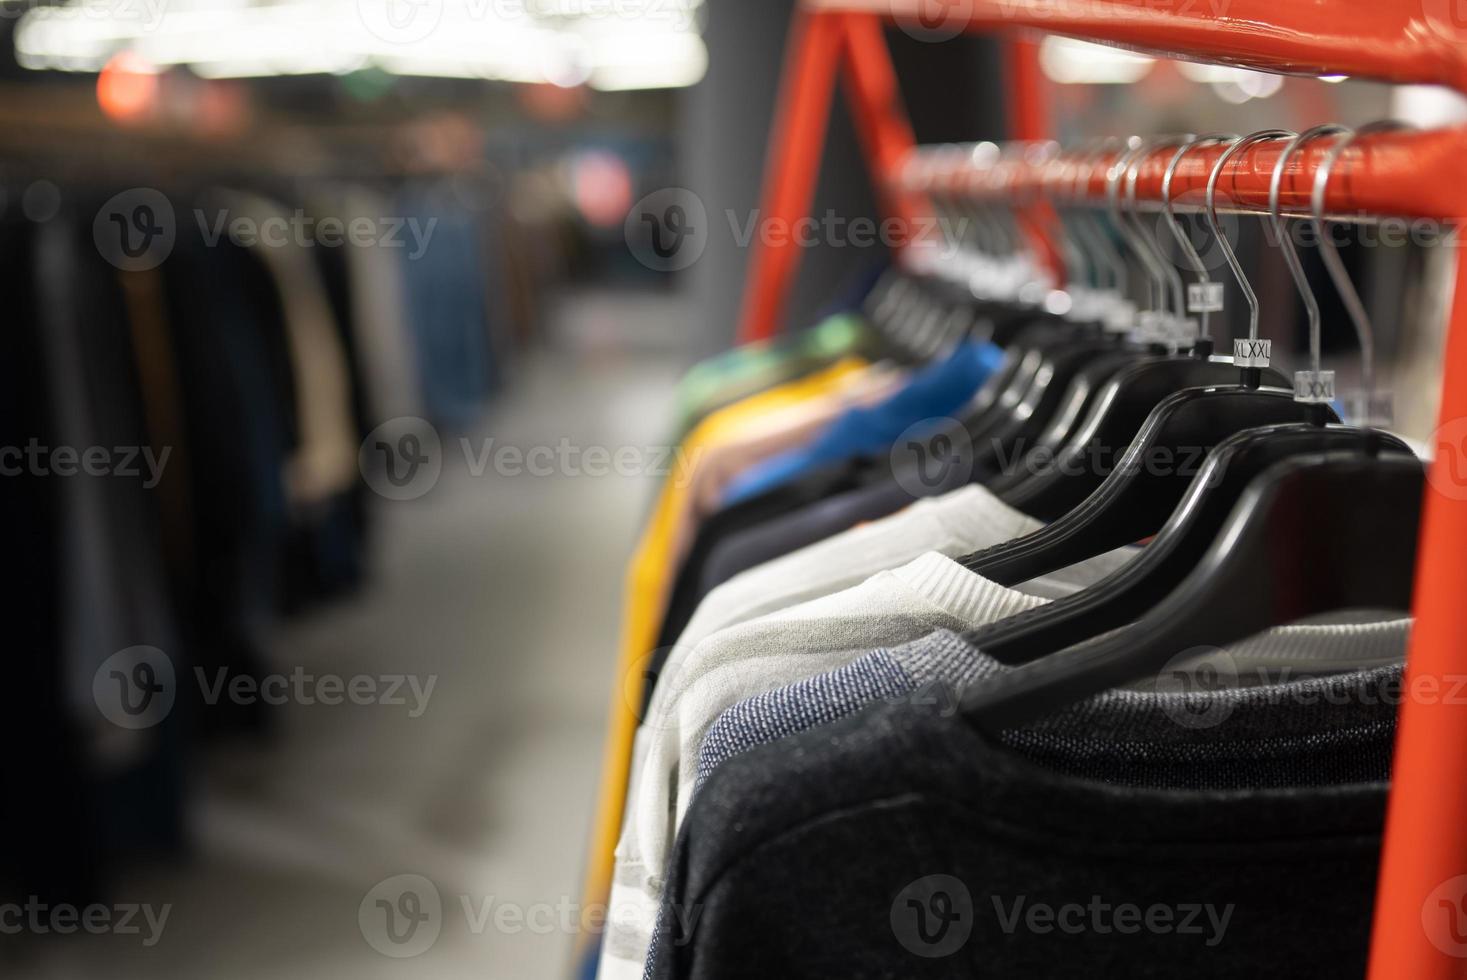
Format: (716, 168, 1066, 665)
(1233, 338, 1271, 368)
(1293, 370, 1336, 404)
(1187, 282, 1224, 313)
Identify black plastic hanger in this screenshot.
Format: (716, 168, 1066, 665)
(961, 450, 1423, 732)
(963, 127, 1423, 731)
(967, 421, 1409, 662)
(990, 355, 1289, 519)
(982, 346, 1142, 493)
(964, 383, 1340, 582)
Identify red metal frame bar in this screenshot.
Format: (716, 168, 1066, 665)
(735, 14, 1056, 344)
(902, 128, 1467, 220)
(735, 7, 847, 347)
(807, 0, 1467, 92)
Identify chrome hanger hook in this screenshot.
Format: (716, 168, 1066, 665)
(1313, 120, 1413, 424)
(1205, 129, 1294, 361)
(1105, 136, 1147, 312)
(1074, 141, 1127, 297)
(1161, 133, 1235, 342)
(1126, 133, 1194, 338)
(1270, 124, 1349, 387)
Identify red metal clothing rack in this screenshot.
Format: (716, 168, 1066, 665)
(737, 4, 1467, 978)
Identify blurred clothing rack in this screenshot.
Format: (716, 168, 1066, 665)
(737, 3, 1467, 978)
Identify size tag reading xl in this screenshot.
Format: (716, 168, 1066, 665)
(1187, 282, 1224, 313)
(1293, 370, 1336, 404)
(1233, 338, 1271, 368)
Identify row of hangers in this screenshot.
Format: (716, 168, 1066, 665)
(855, 124, 1423, 730)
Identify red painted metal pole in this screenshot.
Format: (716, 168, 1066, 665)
(1002, 37, 1062, 284)
(1367, 238, 1467, 980)
(837, 13, 921, 238)
(734, 9, 845, 344)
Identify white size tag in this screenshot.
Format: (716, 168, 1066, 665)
(1171, 316, 1201, 348)
(1233, 338, 1271, 368)
(1104, 299, 1137, 333)
(1293, 370, 1336, 404)
(1187, 281, 1225, 313)
(1340, 390, 1395, 428)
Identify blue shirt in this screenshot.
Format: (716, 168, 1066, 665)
(720, 340, 1004, 505)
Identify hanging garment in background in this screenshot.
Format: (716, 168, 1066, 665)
(719, 338, 1005, 505)
(669, 313, 876, 443)
(161, 200, 295, 736)
(216, 191, 359, 510)
(397, 184, 499, 431)
(667, 362, 908, 575)
(0, 212, 105, 905)
(341, 186, 424, 425)
(34, 205, 188, 878)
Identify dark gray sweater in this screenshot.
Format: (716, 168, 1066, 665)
(648, 683, 1393, 978)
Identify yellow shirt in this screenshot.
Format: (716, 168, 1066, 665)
(579, 357, 872, 933)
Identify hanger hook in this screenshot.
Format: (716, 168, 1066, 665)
(1270, 124, 1350, 380)
(1161, 133, 1235, 342)
(1074, 141, 1126, 297)
(1313, 120, 1413, 423)
(1112, 138, 1174, 318)
(1105, 136, 1147, 311)
(1125, 135, 1193, 331)
(1205, 129, 1294, 347)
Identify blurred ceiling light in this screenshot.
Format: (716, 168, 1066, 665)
(1039, 37, 1152, 85)
(571, 149, 633, 227)
(1176, 60, 1286, 101)
(96, 49, 159, 123)
(17, 0, 707, 90)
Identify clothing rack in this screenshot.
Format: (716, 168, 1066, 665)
(737, 4, 1467, 977)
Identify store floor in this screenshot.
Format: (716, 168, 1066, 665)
(17, 289, 693, 979)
